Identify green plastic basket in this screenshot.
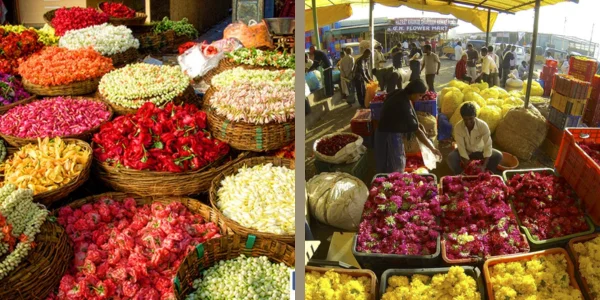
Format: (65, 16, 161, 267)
(503, 168, 596, 251)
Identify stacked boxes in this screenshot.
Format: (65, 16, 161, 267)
(583, 75, 600, 127)
(548, 74, 590, 129)
(568, 56, 598, 82)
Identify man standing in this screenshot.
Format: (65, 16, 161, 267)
(466, 43, 479, 81)
(454, 41, 463, 61)
(339, 47, 355, 102)
(488, 45, 500, 87)
(374, 45, 386, 69)
(561, 55, 571, 74)
(431, 38, 437, 53)
(308, 46, 334, 97)
(447, 103, 503, 175)
(496, 44, 505, 80)
(479, 48, 496, 86)
(510, 45, 517, 70)
(421, 44, 440, 92)
(409, 43, 423, 82)
(501, 46, 516, 87)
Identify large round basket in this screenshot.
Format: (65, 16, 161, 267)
(201, 58, 289, 85)
(206, 107, 294, 152)
(43, 9, 57, 25)
(136, 30, 176, 52)
(0, 220, 73, 300)
(174, 234, 295, 299)
(98, 84, 197, 116)
(0, 97, 113, 148)
(93, 150, 251, 197)
(0, 94, 37, 115)
(107, 47, 139, 67)
(97, 3, 147, 26)
(64, 192, 233, 236)
(22, 78, 100, 96)
(209, 156, 295, 245)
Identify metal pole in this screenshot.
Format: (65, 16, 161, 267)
(311, 0, 321, 50)
(486, 9, 491, 46)
(589, 23, 594, 56)
(369, 0, 375, 77)
(525, 0, 541, 109)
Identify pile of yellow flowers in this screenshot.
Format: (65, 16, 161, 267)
(1, 137, 90, 194)
(381, 266, 480, 300)
(305, 269, 372, 300)
(488, 254, 583, 300)
(573, 236, 600, 298)
(0, 24, 59, 45)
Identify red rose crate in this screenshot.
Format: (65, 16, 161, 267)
(556, 127, 600, 226)
(351, 109, 373, 136)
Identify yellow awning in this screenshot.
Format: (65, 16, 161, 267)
(305, 4, 353, 32)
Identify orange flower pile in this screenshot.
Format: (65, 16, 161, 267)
(17, 47, 114, 87)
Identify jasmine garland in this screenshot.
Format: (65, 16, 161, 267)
(59, 24, 139, 56)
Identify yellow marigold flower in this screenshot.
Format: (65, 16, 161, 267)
(382, 268, 480, 300)
(574, 236, 600, 297)
(388, 276, 409, 288)
(305, 270, 372, 300)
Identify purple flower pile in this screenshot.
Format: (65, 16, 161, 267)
(357, 173, 441, 255)
(0, 73, 30, 106)
(441, 173, 529, 260)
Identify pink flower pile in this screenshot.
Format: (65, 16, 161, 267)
(440, 174, 528, 260)
(0, 97, 111, 138)
(357, 173, 441, 255)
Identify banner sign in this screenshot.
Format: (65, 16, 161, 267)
(387, 18, 458, 32)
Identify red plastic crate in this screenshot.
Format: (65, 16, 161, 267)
(351, 109, 373, 136)
(568, 56, 598, 83)
(555, 128, 600, 226)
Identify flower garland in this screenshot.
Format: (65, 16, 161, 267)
(59, 24, 139, 56)
(0, 97, 111, 139)
(17, 47, 114, 87)
(51, 7, 109, 36)
(227, 48, 295, 69)
(98, 63, 189, 109)
(210, 68, 295, 124)
(93, 102, 229, 172)
(0, 184, 49, 280)
(0, 73, 30, 106)
(0, 28, 44, 74)
(0, 24, 59, 46)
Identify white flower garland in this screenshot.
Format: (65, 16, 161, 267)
(59, 23, 139, 56)
(99, 63, 189, 108)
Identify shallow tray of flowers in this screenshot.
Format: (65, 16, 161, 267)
(567, 233, 600, 300)
(305, 266, 377, 300)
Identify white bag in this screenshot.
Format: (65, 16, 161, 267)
(177, 45, 224, 79)
(313, 133, 366, 164)
(418, 139, 442, 170)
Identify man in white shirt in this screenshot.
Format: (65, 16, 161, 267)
(454, 41, 463, 61)
(447, 103, 503, 174)
(510, 45, 517, 69)
(339, 47, 355, 101)
(402, 40, 409, 50)
(561, 55, 570, 73)
(479, 48, 497, 86)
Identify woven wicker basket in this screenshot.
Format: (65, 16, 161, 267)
(97, 3, 147, 26)
(202, 58, 288, 85)
(107, 47, 139, 67)
(22, 78, 100, 96)
(209, 156, 295, 245)
(99, 84, 197, 116)
(0, 97, 113, 148)
(136, 30, 176, 52)
(93, 150, 251, 197)
(174, 234, 295, 299)
(0, 94, 37, 115)
(206, 107, 294, 152)
(0, 220, 72, 300)
(43, 9, 57, 25)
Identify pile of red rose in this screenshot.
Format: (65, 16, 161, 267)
(440, 174, 529, 260)
(92, 102, 229, 172)
(51, 7, 109, 36)
(579, 142, 600, 165)
(507, 171, 590, 241)
(405, 155, 425, 171)
(0, 97, 111, 139)
(0, 28, 43, 74)
(100, 2, 136, 18)
(54, 197, 222, 299)
(371, 92, 387, 103)
(356, 173, 441, 255)
(315, 134, 358, 156)
(419, 91, 437, 101)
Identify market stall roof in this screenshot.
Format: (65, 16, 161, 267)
(305, 4, 353, 32)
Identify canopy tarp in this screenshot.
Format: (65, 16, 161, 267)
(305, 4, 353, 32)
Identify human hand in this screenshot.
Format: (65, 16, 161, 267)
(432, 148, 442, 158)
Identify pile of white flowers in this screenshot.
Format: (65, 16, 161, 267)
(216, 163, 295, 235)
(59, 23, 139, 56)
(209, 68, 295, 124)
(186, 255, 292, 300)
(0, 184, 48, 279)
(99, 63, 189, 108)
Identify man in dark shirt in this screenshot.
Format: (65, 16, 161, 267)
(466, 43, 479, 81)
(392, 47, 403, 69)
(501, 47, 516, 87)
(308, 46, 334, 97)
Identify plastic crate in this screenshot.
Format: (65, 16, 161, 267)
(548, 107, 582, 129)
(502, 168, 595, 251)
(556, 128, 600, 226)
(404, 152, 426, 173)
(569, 56, 598, 82)
(567, 233, 600, 300)
(414, 100, 437, 117)
(350, 109, 373, 136)
(483, 248, 581, 300)
(546, 121, 565, 146)
(305, 266, 377, 300)
(379, 267, 485, 300)
(370, 101, 384, 120)
(550, 91, 587, 116)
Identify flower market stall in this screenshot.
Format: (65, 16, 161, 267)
(0, 3, 295, 299)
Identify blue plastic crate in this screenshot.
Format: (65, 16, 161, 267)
(370, 102, 384, 120)
(414, 100, 437, 117)
(549, 106, 582, 129)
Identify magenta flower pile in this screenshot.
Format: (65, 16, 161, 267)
(356, 173, 441, 256)
(440, 174, 529, 260)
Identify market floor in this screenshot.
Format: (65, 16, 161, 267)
(305, 57, 555, 261)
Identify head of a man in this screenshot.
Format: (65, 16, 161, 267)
(344, 47, 352, 55)
(424, 44, 432, 54)
(467, 44, 473, 50)
(481, 48, 488, 56)
(488, 45, 494, 53)
(457, 41, 462, 46)
(362, 49, 372, 59)
(340, 51, 345, 58)
(460, 102, 478, 130)
(375, 45, 382, 52)
(511, 45, 516, 51)
(309, 46, 316, 55)
(410, 42, 417, 49)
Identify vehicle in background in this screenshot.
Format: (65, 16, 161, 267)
(467, 40, 486, 51)
(496, 43, 525, 66)
(440, 42, 457, 60)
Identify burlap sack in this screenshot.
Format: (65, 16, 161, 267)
(417, 111, 437, 139)
(494, 106, 547, 160)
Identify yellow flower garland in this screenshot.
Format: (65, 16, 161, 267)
(305, 269, 372, 300)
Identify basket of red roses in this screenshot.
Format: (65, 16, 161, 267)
(0, 97, 113, 148)
(18, 47, 113, 96)
(49, 192, 231, 299)
(174, 234, 295, 299)
(98, 2, 147, 26)
(92, 102, 250, 197)
(44, 7, 109, 36)
(440, 174, 530, 265)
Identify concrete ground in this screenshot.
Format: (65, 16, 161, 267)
(305, 57, 555, 260)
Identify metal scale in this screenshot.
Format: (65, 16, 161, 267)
(264, 18, 295, 53)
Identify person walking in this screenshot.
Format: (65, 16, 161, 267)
(454, 41, 463, 61)
(308, 46, 334, 97)
(488, 45, 500, 87)
(353, 49, 373, 108)
(409, 43, 423, 82)
(339, 47, 355, 102)
(466, 43, 479, 80)
(421, 44, 440, 92)
(501, 46, 516, 87)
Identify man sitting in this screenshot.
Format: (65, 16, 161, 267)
(447, 102, 503, 174)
